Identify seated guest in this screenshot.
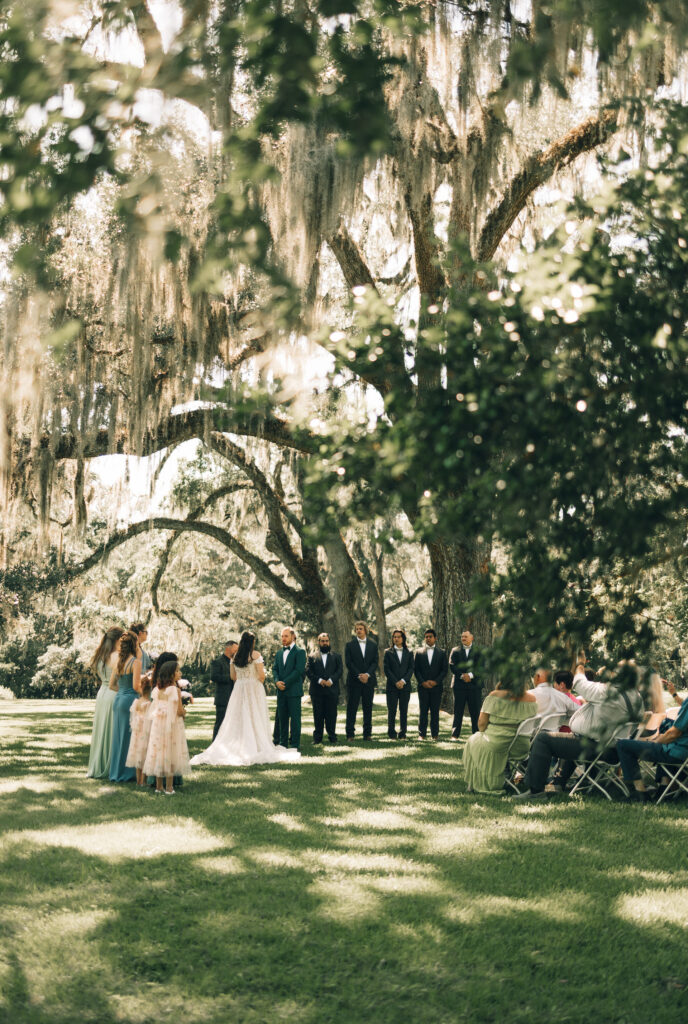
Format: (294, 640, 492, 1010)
(463, 678, 537, 793)
(513, 661, 645, 799)
(529, 667, 574, 717)
(383, 629, 414, 739)
(553, 670, 583, 706)
(617, 699, 688, 802)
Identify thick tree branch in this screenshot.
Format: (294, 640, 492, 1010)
(44, 406, 317, 462)
(476, 110, 619, 262)
(327, 221, 413, 401)
(151, 483, 251, 625)
(63, 516, 306, 606)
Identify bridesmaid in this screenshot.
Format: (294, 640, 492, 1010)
(109, 630, 142, 782)
(86, 627, 125, 778)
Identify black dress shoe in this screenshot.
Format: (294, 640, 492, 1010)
(328, 737, 338, 744)
(398, 733, 406, 739)
(388, 732, 398, 739)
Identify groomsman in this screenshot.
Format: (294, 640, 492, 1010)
(345, 621, 379, 740)
(383, 629, 414, 739)
(449, 629, 481, 739)
(210, 639, 238, 739)
(414, 628, 448, 740)
(273, 627, 306, 750)
(306, 632, 342, 744)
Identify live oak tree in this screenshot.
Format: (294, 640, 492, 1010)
(2, 1, 688, 671)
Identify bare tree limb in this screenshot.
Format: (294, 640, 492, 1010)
(476, 110, 619, 262)
(385, 583, 428, 615)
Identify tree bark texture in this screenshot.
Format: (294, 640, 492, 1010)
(428, 536, 492, 709)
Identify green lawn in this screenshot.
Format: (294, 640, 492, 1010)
(1, 697, 687, 1024)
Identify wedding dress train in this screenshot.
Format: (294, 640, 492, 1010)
(190, 659, 301, 766)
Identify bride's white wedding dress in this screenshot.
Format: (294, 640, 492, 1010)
(190, 658, 301, 767)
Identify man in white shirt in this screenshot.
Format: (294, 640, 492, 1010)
(513, 661, 645, 798)
(529, 668, 575, 718)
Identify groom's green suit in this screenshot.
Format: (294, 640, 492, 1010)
(273, 644, 306, 750)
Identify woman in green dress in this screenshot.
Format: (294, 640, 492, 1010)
(462, 677, 537, 793)
(86, 627, 125, 779)
(109, 630, 142, 783)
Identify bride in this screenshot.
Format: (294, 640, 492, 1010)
(191, 630, 301, 766)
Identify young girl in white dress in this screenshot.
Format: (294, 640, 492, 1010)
(125, 672, 153, 786)
(143, 659, 191, 794)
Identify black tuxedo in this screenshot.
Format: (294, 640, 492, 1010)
(345, 637, 378, 739)
(414, 646, 448, 738)
(306, 651, 342, 743)
(449, 644, 481, 737)
(210, 654, 234, 739)
(383, 646, 414, 738)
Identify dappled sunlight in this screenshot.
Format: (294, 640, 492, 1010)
(245, 847, 304, 870)
(7, 816, 227, 859)
(307, 850, 433, 875)
(195, 854, 245, 875)
(320, 808, 419, 831)
(268, 813, 306, 832)
(616, 888, 688, 929)
(421, 817, 557, 857)
(310, 877, 381, 922)
(610, 867, 687, 885)
(0, 777, 63, 794)
(443, 893, 590, 925)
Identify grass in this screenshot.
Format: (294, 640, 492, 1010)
(1, 695, 687, 1024)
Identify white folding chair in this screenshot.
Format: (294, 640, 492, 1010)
(504, 714, 542, 793)
(655, 754, 688, 804)
(568, 723, 635, 801)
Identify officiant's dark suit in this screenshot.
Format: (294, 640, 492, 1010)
(345, 624, 378, 740)
(449, 631, 481, 738)
(414, 630, 448, 739)
(210, 641, 238, 739)
(306, 638, 342, 744)
(383, 637, 414, 738)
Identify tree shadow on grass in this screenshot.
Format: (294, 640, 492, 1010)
(2, 702, 688, 1023)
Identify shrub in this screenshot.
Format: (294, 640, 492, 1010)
(29, 645, 97, 699)
(0, 684, 15, 700)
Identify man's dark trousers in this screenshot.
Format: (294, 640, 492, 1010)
(346, 681, 374, 739)
(418, 685, 442, 738)
(452, 682, 481, 737)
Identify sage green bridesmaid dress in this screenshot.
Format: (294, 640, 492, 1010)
(462, 694, 537, 793)
(86, 659, 117, 778)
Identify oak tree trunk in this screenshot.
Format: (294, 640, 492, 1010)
(428, 536, 492, 709)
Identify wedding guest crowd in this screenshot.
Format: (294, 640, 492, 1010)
(85, 617, 688, 805)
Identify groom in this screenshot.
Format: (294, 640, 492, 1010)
(273, 627, 306, 751)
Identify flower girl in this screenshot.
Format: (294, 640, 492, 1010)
(142, 659, 190, 794)
(125, 670, 153, 787)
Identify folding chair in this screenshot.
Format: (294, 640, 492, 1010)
(504, 714, 542, 793)
(568, 723, 635, 801)
(655, 754, 688, 805)
(504, 713, 566, 793)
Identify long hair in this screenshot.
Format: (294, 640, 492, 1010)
(157, 659, 178, 691)
(151, 652, 177, 690)
(90, 627, 124, 670)
(390, 628, 407, 649)
(500, 676, 529, 699)
(117, 631, 139, 674)
(233, 631, 255, 668)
